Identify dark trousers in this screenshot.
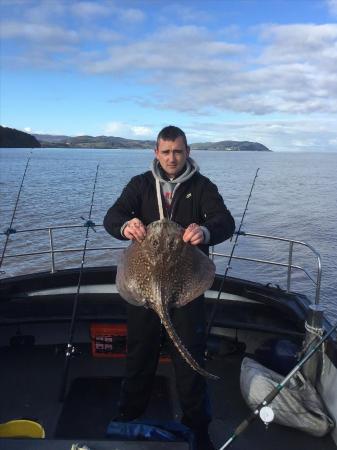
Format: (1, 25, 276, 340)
(118, 296, 211, 429)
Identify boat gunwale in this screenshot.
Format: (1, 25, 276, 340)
(1, 266, 336, 368)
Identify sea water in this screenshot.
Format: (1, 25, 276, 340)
(0, 148, 336, 323)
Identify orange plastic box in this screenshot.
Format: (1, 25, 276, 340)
(90, 323, 127, 358)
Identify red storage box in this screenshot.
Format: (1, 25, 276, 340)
(90, 323, 127, 358)
(90, 322, 172, 362)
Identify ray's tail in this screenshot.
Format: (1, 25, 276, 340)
(159, 307, 219, 381)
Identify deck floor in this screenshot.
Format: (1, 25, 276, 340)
(0, 344, 335, 450)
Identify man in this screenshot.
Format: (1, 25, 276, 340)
(104, 125, 235, 450)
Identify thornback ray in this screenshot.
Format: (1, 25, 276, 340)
(116, 218, 218, 380)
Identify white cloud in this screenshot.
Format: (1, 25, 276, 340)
(69, 1, 145, 23)
(86, 25, 244, 76)
(25, 1, 66, 22)
(104, 122, 153, 138)
(19, 126, 47, 134)
(131, 126, 153, 137)
(94, 29, 122, 42)
(1, 1, 337, 145)
(71, 1, 112, 19)
(259, 24, 337, 66)
(81, 23, 337, 116)
(187, 118, 337, 152)
(119, 8, 145, 23)
(160, 4, 211, 24)
(1, 21, 79, 44)
(327, 0, 337, 15)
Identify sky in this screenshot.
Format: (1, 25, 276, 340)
(1, 0, 337, 152)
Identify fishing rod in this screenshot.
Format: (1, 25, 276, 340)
(218, 318, 337, 449)
(0, 152, 32, 272)
(206, 168, 260, 340)
(59, 164, 100, 402)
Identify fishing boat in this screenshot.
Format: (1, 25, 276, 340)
(0, 218, 336, 450)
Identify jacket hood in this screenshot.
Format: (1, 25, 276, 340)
(151, 157, 199, 184)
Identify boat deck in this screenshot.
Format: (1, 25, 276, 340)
(0, 341, 335, 450)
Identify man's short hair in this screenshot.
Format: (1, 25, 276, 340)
(156, 125, 188, 148)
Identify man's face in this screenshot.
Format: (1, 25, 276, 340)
(155, 136, 190, 178)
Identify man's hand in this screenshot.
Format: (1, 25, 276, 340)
(183, 223, 204, 246)
(124, 218, 146, 242)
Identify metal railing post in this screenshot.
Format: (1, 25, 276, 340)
(48, 228, 56, 273)
(314, 256, 322, 305)
(286, 241, 294, 293)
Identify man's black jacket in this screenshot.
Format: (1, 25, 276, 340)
(103, 170, 235, 255)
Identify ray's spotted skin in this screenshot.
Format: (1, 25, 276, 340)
(116, 218, 218, 380)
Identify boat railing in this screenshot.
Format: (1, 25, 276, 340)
(0, 224, 322, 305)
(210, 231, 322, 305)
(1, 224, 127, 275)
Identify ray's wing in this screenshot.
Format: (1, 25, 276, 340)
(172, 245, 215, 307)
(116, 242, 148, 306)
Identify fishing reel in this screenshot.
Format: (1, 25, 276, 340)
(259, 406, 275, 429)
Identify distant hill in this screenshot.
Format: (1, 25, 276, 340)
(34, 134, 156, 149)
(0, 126, 41, 148)
(190, 140, 271, 152)
(0, 127, 271, 151)
(34, 133, 272, 151)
